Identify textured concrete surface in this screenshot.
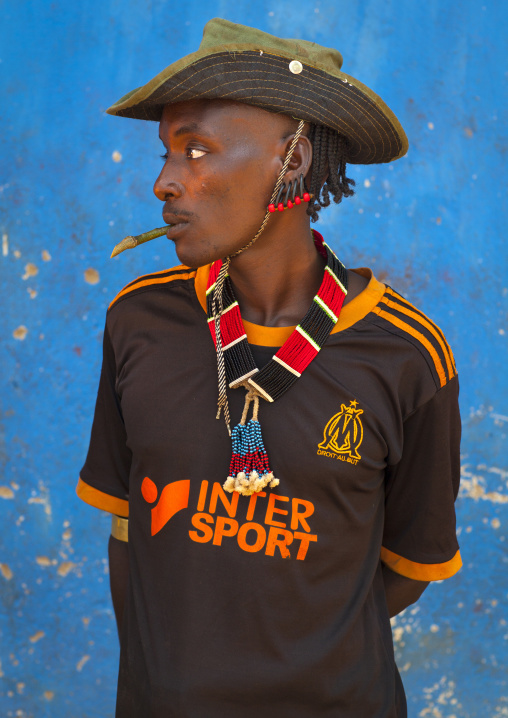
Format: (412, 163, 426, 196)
(1, 1, 506, 716)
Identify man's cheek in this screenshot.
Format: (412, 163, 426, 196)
(197, 181, 233, 207)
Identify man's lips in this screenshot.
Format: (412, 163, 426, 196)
(163, 216, 190, 240)
(163, 213, 189, 227)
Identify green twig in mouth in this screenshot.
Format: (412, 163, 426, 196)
(110, 226, 172, 258)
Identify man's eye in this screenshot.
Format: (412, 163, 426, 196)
(160, 153, 168, 161)
(186, 148, 206, 159)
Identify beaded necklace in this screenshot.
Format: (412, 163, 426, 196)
(206, 229, 348, 496)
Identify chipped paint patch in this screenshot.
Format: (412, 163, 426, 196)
(28, 496, 51, 514)
(35, 556, 52, 567)
(112, 150, 122, 162)
(57, 561, 76, 577)
(84, 267, 100, 285)
(491, 518, 501, 529)
(76, 654, 90, 671)
(0, 563, 13, 580)
(22, 262, 38, 280)
(393, 626, 404, 642)
(41, 249, 51, 261)
(13, 249, 21, 258)
(419, 676, 461, 717)
(28, 481, 52, 516)
(27, 287, 37, 299)
(460, 464, 508, 504)
(2, 233, 8, 256)
(29, 630, 45, 643)
(43, 690, 55, 701)
(13, 325, 28, 340)
(0, 486, 15, 499)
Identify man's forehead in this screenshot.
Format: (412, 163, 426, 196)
(160, 99, 297, 136)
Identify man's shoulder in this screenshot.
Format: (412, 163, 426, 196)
(365, 284, 457, 391)
(107, 264, 197, 313)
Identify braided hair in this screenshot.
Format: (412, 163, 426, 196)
(306, 124, 356, 222)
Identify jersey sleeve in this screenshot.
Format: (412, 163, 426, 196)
(76, 320, 131, 517)
(380, 375, 462, 581)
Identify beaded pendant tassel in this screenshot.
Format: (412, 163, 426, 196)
(223, 390, 279, 496)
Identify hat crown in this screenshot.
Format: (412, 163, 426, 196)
(199, 18, 344, 72)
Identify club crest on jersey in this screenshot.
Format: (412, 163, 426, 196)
(317, 400, 363, 465)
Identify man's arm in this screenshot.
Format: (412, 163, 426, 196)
(108, 532, 129, 639)
(382, 563, 429, 617)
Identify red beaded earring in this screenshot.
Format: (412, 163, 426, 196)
(299, 173, 311, 203)
(268, 175, 310, 213)
(268, 182, 286, 213)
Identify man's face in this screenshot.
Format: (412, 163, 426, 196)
(154, 99, 296, 267)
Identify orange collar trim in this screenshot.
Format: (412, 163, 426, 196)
(194, 264, 385, 347)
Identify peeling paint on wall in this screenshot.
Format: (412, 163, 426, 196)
(460, 464, 508, 504)
(12, 326, 28, 341)
(56, 562, 76, 577)
(28, 631, 45, 644)
(21, 263, 38, 280)
(84, 268, 100, 285)
(0, 564, 13, 580)
(0, 487, 15, 499)
(35, 556, 53, 567)
(76, 655, 90, 672)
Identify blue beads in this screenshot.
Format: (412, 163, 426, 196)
(228, 419, 271, 478)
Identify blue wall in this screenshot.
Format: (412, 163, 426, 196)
(1, 1, 506, 716)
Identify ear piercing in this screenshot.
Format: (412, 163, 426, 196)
(268, 174, 311, 213)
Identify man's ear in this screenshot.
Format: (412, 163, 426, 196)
(283, 134, 313, 180)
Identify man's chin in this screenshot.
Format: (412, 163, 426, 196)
(172, 228, 260, 268)
(173, 242, 223, 269)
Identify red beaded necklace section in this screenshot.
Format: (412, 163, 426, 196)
(206, 230, 348, 402)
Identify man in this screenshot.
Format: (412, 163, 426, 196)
(77, 18, 461, 717)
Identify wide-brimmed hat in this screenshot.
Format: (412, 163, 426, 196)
(107, 18, 408, 165)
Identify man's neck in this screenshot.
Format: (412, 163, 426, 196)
(227, 215, 368, 327)
(228, 217, 324, 327)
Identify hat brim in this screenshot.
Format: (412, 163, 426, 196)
(107, 46, 408, 165)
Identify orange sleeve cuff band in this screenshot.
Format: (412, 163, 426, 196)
(380, 546, 462, 581)
(76, 477, 129, 517)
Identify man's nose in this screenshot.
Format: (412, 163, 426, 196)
(153, 163, 184, 201)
